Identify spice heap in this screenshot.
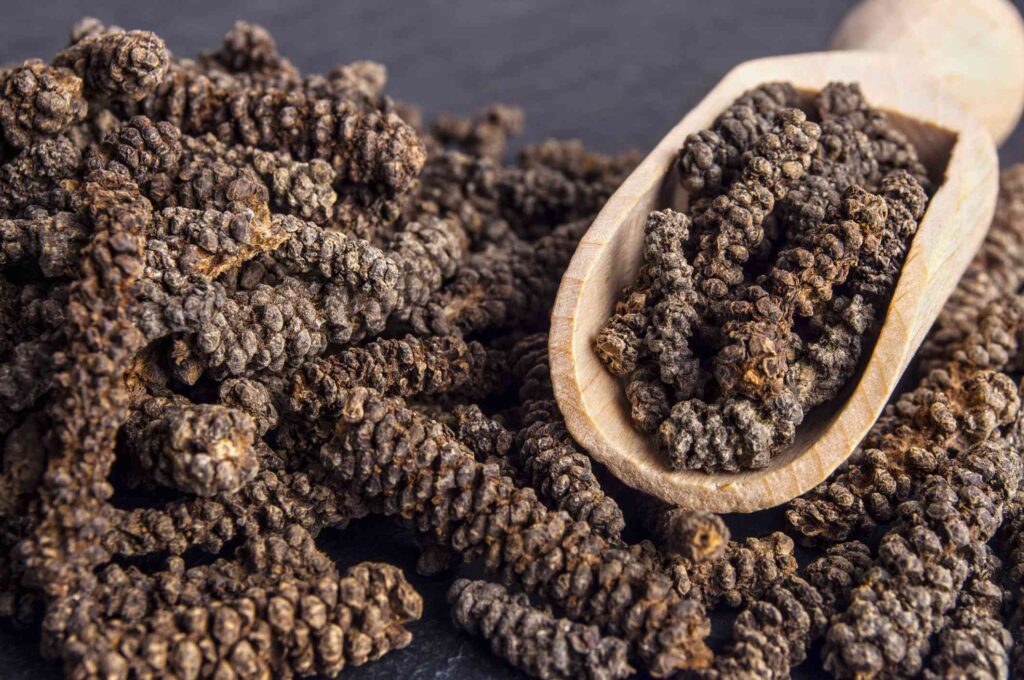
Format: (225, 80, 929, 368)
(596, 83, 931, 472)
(1, 17, 1024, 680)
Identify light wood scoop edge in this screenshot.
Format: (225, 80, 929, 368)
(549, 51, 999, 514)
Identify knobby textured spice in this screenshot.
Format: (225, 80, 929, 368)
(597, 83, 930, 472)
(448, 579, 633, 680)
(645, 504, 730, 563)
(787, 167, 1024, 544)
(675, 532, 798, 608)
(124, 393, 261, 497)
(2, 16, 1024, 680)
(823, 438, 1021, 677)
(1004, 497, 1024, 676)
(286, 382, 712, 675)
(921, 546, 1011, 680)
(701, 541, 872, 679)
(510, 333, 628, 541)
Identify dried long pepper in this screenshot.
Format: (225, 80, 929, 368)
(921, 546, 1011, 680)
(597, 84, 929, 473)
(286, 382, 712, 676)
(510, 333, 627, 541)
(787, 167, 1024, 545)
(701, 541, 872, 679)
(448, 579, 633, 680)
(4, 15, 1024, 680)
(823, 438, 1022, 677)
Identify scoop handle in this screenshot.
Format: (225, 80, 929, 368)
(832, 0, 1024, 144)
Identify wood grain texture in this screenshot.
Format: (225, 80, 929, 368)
(833, 0, 1024, 145)
(550, 52, 999, 513)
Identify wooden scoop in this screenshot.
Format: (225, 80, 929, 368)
(549, 0, 1024, 513)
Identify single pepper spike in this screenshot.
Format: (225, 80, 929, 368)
(85, 114, 183, 184)
(154, 203, 286, 281)
(641, 209, 704, 397)
(293, 333, 507, 411)
(454, 404, 515, 468)
(0, 60, 87, 149)
(632, 494, 730, 563)
(594, 279, 651, 379)
(53, 29, 171, 102)
(624, 362, 672, 434)
(123, 393, 261, 498)
(309, 60, 389, 104)
(655, 507, 730, 563)
(200, 20, 301, 88)
(448, 579, 634, 680)
(164, 144, 272, 214)
(785, 293, 876, 411)
(923, 294, 1024, 375)
(510, 333, 627, 542)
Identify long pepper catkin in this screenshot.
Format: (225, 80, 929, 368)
(287, 380, 712, 677)
(598, 84, 928, 473)
(8, 15, 1024, 680)
(449, 579, 633, 680)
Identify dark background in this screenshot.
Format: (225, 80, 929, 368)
(2, 1, 1023, 678)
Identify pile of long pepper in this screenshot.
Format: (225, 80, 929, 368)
(1, 17, 1024, 680)
(596, 83, 931, 473)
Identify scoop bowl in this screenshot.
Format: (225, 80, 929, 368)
(549, 51, 998, 513)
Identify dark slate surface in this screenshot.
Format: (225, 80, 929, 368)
(2, 1, 1023, 678)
